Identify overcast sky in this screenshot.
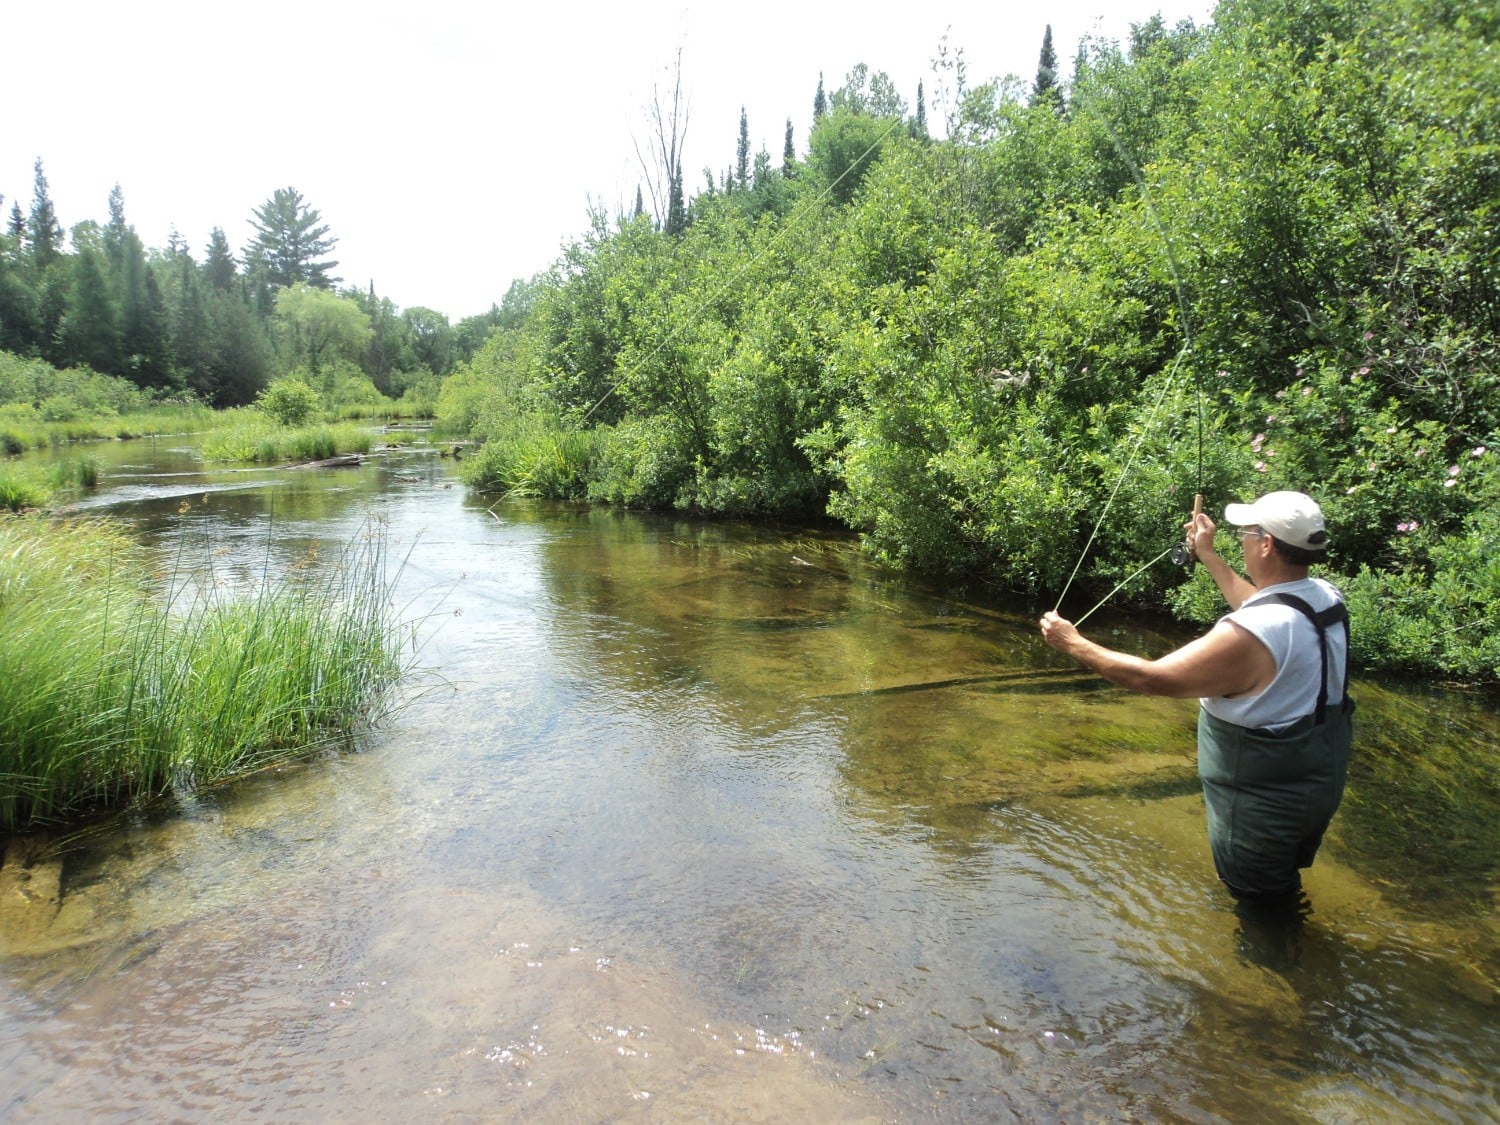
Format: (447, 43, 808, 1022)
(3, 0, 1214, 322)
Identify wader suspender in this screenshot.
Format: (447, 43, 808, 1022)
(1262, 593, 1351, 725)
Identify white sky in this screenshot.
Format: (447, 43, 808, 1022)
(3, 0, 1214, 322)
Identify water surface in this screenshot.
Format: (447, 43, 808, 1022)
(2, 438, 1495, 1121)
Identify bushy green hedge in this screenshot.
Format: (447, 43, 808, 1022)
(433, 0, 1500, 681)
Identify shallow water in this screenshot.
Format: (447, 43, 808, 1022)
(2, 437, 1496, 1122)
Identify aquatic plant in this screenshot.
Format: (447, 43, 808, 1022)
(199, 416, 374, 463)
(0, 514, 412, 830)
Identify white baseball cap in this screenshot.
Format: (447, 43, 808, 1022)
(1223, 491, 1328, 551)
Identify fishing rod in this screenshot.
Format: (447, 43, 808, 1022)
(1050, 72, 1210, 622)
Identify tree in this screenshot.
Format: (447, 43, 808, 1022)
(831, 64, 906, 118)
(402, 306, 452, 374)
(203, 227, 238, 291)
(813, 73, 827, 122)
(633, 49, 691, 233)
(103, 187, 175, 388)
(172, 254, 217, 400)
(58, 247, 120, 372)
(1032, 24, 1062, 109)
(272, 283, 371, 377)
(26, 159, 63, 270)
(736, 107, 751, 190)
(783, 119, 797, 177)
(246, 187, 340, 291)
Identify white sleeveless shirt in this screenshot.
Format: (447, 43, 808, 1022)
(1199, 576, 1348, 733)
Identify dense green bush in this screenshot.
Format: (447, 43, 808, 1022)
(255, 377, 321, 426)
(434, 0, 1500, 681)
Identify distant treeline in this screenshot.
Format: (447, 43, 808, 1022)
(438, 0, 1500, 680)
(0, 182, 507, 408)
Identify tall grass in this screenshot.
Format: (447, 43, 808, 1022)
(0, 403, 220, 450)
(199, 416, 375, 463)
(0, 515, 412, 830)
(0, 457, 99, 512)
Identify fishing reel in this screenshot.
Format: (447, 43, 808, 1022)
(1170, 492, 1205, 569)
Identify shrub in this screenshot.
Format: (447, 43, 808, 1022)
(256, 379, 321, 426)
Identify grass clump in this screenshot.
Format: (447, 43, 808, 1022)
(0, 457, 100, 512)
(0, 514, 412, 830)
(199, 412, 374, 464)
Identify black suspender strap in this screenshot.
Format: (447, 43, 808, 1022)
(1261, 592, 1350, 724)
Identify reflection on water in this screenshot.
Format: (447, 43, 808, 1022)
(1, 437, 1496, 1122)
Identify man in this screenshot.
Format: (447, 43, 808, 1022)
(1040, 491, 1353, 902)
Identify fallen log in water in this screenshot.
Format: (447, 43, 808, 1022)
(289, 454, 365, 470)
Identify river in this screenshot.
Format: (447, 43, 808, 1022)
(1, 435, 1496, 1122)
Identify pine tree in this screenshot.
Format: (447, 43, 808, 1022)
(172, 253, 217, 400)
(246, 187, 340, 291)
(915, 80, 928, 135)
(203, 227, 238, 291)
(813, 74, 827, 122)
(26, 159, 63, 269)
(1032, 25, 1062, 110)
(667, 168, 686, 236)
(783, 118, 796, 178)
(59, 248, 120, 372)
(634, 186, 645, 219)
(736, 107, 751, 190)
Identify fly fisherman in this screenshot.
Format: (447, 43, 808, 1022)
(1040, 491, 1353, 903)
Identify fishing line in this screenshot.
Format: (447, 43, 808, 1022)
(1049, 70, 1208, 617)
(1051, 344, 1191, 613)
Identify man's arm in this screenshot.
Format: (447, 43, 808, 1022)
(1039, 613, 1275, 699)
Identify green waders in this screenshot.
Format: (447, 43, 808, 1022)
(1197, 701, 1354, 900)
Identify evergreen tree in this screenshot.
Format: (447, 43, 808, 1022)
(1032, 25, 1062, 109)
(0, 211, 39, 355)
(667, 167, 686, 236)
(26, 159, 63, 270)
(813, 74, 827, 122)
(7, 202, 24, 242)
(59, 248, 120, 372)
(172, 253, 217, 400)
(634, 186, 645, 218)
(104, 183, 129, 271)
(246, 187, 340, 291)
(205, 287, 271, 406)
(783, 118, 796, 177)
(203, 227, 238, 291)
(736, 107, 751, 190)
(915, 80, 928, 136)
(91, 183, 173, 385)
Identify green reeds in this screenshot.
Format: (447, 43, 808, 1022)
(199, 417, 375, 463)
(0, 514, 411, 830)
(0, 457, 99, 511)
(0, 404, 220, 450)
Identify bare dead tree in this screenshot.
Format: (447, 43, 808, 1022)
(632, 47, 690, 233)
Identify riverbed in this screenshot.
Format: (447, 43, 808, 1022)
(1, 436, 1495, 1121)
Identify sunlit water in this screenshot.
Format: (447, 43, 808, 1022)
(2, 437, 1496, 1122)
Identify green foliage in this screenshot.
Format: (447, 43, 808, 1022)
(255, 377, 321, 426)
(246, 186, 340, 291)
(421, 3, 1499, 681)
(200, 412, 372, 463)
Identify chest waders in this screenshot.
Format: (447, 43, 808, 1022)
(1197, 594, 1354, 901)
